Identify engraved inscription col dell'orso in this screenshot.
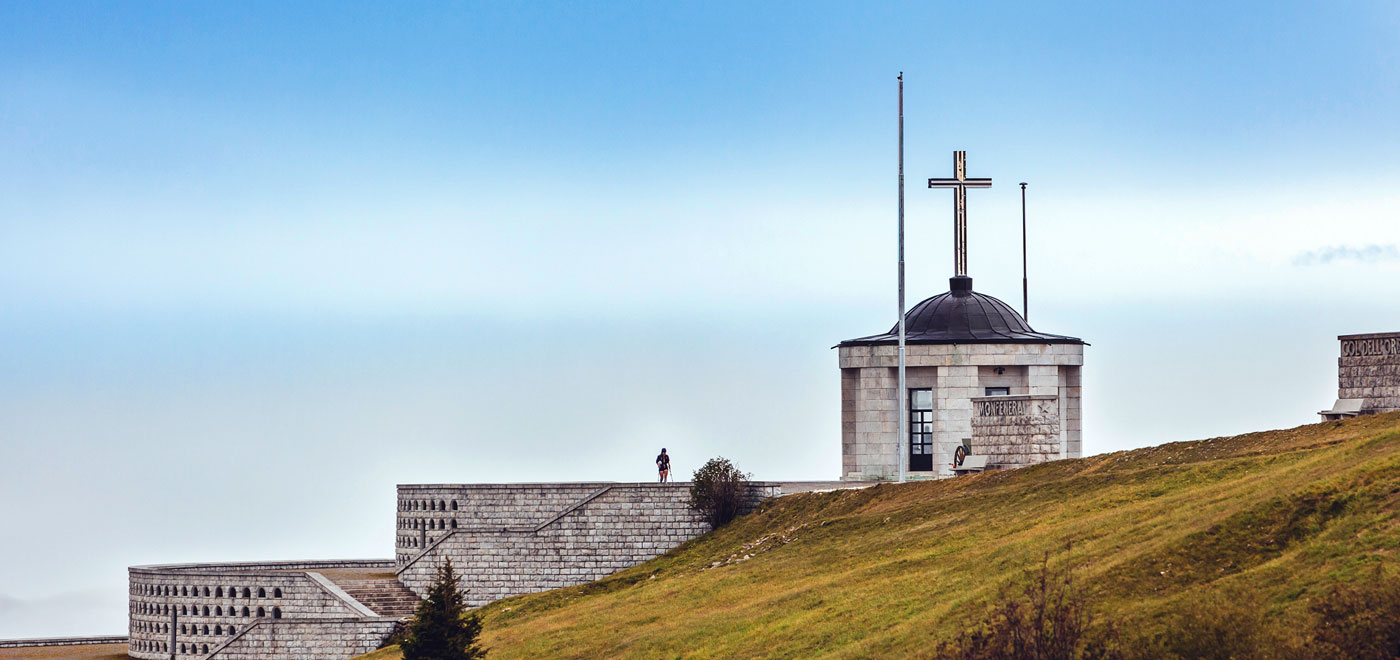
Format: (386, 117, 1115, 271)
(1342, 337, 1400, 358)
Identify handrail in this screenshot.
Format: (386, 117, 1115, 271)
(203, 619, 260, 659)
(530, 486, 613, 532)
(396, 486, 616, 575)
(305, 572, 379, 618)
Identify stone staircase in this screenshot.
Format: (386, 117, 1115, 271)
(336, 578, 421, 618)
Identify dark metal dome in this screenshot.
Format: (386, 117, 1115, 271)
(839, 276, 1085, 346)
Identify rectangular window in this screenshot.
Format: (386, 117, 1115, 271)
(985, 387, 1010, 396)
(909, 389, 933, 471)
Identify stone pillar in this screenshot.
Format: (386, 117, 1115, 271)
(1060, 366, 1082, 458)
(855, 366, 898, 479)
(841, 368, 859, 478)
(1027, 365, 1058, 396)
(935, 365, 977, 477)
(1027, 364, 1064, 461)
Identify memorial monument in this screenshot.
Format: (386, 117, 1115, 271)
(837, 151, 1087, 481)
(1319, 331, 1400, 420)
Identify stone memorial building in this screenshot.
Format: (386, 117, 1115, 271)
(838, 151, 1086, 480)
(838, 275, 1085, 480)
(1319, 331, 1400, 420)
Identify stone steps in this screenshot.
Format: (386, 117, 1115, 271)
(334, 578, 421, 618)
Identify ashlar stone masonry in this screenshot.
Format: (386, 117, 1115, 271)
(970, 394, 1063, 468)
(128, 483, 787, 660)
(838, 276, 1086, 480)
(1320, 331, 1400, 420)
(395, 482, 781, 606)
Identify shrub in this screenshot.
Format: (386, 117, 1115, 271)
(401, 559, 487, 660)
(935, 552, 1120, 660)
(689, 457, 751, 529)
(1298, 566, 1400, 659)
(1128, 589, 1279, 660)
(931, 553, 1122, 660)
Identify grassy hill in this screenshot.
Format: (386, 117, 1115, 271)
(364, 413, 1400, 659)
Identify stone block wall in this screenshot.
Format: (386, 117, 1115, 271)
(839, 343, 1084, 480)
(396, 482, 782, 606)
(935, 364, 978, 478)
(127, 560, 392, 660)
(1339, 332, 1400, 412)
(970, 395, 1061, 468)
(396, 483, 611, 565)
(203, 618, 399, 660)
(1059, 366, 1082, 458)
(841, 364, 900, 481)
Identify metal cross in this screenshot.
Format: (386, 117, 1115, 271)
(927, 151, 991, 277)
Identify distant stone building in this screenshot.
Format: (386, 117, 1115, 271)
(126, 482, 789, 660)
(1319, 331, 1400, 420)
(837, 275, 1085, 480)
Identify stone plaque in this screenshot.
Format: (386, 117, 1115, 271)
(1337, 331, 1400, 413)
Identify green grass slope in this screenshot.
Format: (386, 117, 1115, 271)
(370, 414, 1400, 659)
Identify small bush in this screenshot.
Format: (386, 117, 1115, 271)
(401, 559, 487, 660)
(689, 457, 751, 529)
(1298, 566, 1400, 659)
(1128, 589, 1279, 660)
(931, 553, 1122, 660)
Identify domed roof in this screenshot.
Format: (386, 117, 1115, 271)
(839, 276, 1084, 346)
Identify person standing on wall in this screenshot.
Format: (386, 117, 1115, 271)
(656, 448, 671, 483)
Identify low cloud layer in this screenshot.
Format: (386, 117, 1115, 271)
(1293, 244, 1400, 266)
(0, 589, 127, 638)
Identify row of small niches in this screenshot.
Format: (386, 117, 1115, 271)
(401, 500, 459, 512)
(397, 534, 435, 548)
(132, 639, 214, 656)
(135, 619, 263, 636)
(136, 584, 284, 599)
(135, 601, 282, 618)
(399, 518, 458, 530)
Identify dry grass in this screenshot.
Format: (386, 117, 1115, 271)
(349, 647, 402, 660)
(358, 413, 1400, 659)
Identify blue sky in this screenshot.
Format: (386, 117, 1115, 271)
(3, 1, 1400, 637)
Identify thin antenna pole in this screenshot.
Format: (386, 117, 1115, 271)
(1019, 182, 1028, 322)
(896, 73, 907, 483)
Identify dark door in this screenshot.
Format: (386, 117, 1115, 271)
(910, 389, 933, 472)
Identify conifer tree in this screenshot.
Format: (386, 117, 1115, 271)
(401, 558, 487, 660)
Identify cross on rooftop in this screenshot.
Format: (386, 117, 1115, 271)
(927, 151, 992, 277)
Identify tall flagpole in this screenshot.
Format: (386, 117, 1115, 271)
(1020, 182, 1028, 322)
(896, 73, 907, 483)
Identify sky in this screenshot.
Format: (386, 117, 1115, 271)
(2, 0, 1400, 638)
